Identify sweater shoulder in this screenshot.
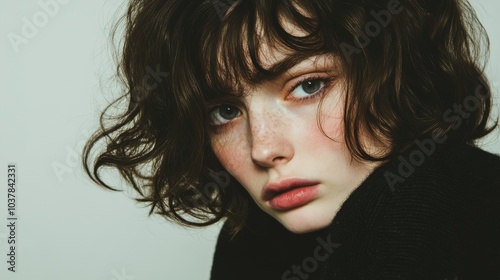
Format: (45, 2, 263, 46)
(384, 142, 500, 193)
(324, 142, 500, 279)
(380, 142, 500, 227)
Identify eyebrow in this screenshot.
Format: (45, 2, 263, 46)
(209, 53, 339, 99)
(252, 52, 335, 83)
(266, 54, 341, 85)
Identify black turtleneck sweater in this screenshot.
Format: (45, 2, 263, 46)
(210, 142, 500, 280)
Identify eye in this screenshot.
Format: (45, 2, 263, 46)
(209, 104, 241, 125)
(290, 78, 326, 100)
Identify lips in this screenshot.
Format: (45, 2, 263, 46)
(263, 178, 320, 210)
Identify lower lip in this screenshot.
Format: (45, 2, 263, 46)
(269, 185, 319, 211)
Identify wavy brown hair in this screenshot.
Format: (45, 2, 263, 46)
(83, 0, 496, 234)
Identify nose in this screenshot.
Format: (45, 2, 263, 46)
(248, 109, 294, 168)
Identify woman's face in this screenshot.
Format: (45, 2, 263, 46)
(209, 53, 380, 234)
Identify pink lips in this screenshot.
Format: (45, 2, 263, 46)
(263, 178, 320, 211)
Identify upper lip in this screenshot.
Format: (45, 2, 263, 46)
(262, 178, 320, 201)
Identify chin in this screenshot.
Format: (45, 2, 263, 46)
(271, 203, 335, 234)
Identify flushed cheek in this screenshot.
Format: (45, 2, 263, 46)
(211, 133, 245, 173)
(295, 107, 344, 152)
(318, 92, 345, 139)
(210, 131, 257, 192)
(212, 145, 266, 207)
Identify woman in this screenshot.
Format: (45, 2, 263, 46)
(84, 0, 500, 279)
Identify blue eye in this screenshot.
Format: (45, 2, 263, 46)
(209, 105, 241, 125)
(291, 79, 325, 99)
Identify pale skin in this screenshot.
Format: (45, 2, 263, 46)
(209, 51, 382, 234)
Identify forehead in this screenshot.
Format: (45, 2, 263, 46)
(254, 10, 312, 69)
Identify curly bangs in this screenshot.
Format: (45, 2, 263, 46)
(83, 0, 496, 234)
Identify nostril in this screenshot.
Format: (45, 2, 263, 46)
(272, 156, 287, 163)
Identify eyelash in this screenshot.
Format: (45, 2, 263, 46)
(287, 75, 333, 102)
(208, 75, 334, 128)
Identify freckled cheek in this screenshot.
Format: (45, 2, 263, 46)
(210, 131, 251, 184)
(302, 109, 344, 148)
(212, 139, 261, 198)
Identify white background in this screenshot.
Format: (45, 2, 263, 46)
(0, 1, 499, 280)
